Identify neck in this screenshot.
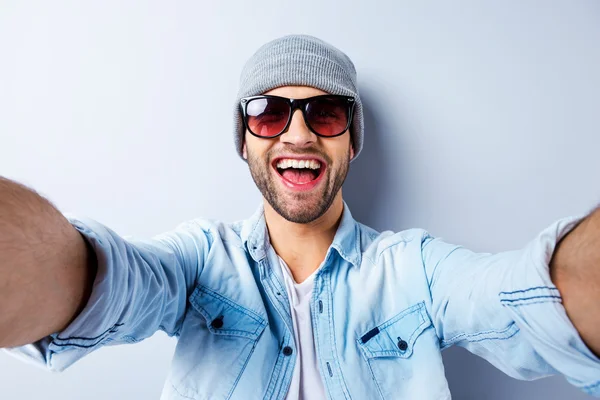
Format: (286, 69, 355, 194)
(265, 193, 344, 283)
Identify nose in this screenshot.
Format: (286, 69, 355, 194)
(279, 109, 317, 148)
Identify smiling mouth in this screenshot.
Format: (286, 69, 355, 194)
(273, 158, 325, 186)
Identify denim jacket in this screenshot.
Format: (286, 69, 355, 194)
(5, 204, 600, 399)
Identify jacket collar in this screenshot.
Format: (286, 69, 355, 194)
(241, 202, 362, 268)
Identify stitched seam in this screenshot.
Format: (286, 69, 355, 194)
(273, 335, 294, 400)
(331, 244, 354, 268)
(193, 305, 262, 339)
(264, 266, 292, 325)
(374, 240, 409, 264)
(499, 286, 559, 295)
(357, 303, 428, 358)
(260, 265, 290, 400)
(263, 340, 286, 400)
(380, 303, 424, 330)
(500, 295, 562, 303)
(245, 208, 265, 251)
(407, 311, 427, 344)
(190, 285, 266, 336)
(54, 323, 124, 342)
(261, 263, 295, 400)
(444, 324, 515, 342)
(264, 264, 294, 400)
(196, 285, 265, 323)
(441, 323, 518, 347)
(358, 302, 424, 339)
(361, 316, 429, 358)
(51, 337, 110, 349)
(464, 327, 520, 343)
(310, 285, 326, 396)
(326, 272, 353, 399)
(226, 340, 260, 400)
(326, 272, 342, 398)
(312, 285, 335, 400)
(366, 358, 387, 400)
(501, 299, 562, 307)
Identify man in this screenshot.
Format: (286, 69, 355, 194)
(0, 34, 599, 399)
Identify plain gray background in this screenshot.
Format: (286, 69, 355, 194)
(1, 0, 599, 399)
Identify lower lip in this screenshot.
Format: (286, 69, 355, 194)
(273, 165, 326, 192)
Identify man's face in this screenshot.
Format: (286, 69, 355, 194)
(242, 86, 354, 224)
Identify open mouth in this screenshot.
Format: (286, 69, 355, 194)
(272, 157, 326, 189)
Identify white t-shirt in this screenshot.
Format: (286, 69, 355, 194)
(278, 257, 327, 400)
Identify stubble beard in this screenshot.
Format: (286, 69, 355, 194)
(247, 148, 350, 224)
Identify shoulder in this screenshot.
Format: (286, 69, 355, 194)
(153, 218, 247, 254)
(173, 217, 245, 239)
(358, 224, 431, 265)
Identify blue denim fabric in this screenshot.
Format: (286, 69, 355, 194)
(5, 204, 600, 399)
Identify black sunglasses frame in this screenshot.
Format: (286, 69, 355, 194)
(240, 94, 355, 139)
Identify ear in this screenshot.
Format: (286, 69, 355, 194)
(350, 145, 355, 160)
(242, 142, 248, 160)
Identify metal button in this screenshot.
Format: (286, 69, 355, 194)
(397, 339, 408, 351)
(283, 346, 293, 356)
(210, 317, 224, 329)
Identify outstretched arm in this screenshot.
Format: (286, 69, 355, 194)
(0, 176, 96, 347)
(551, 206, 600, 356)
(422, 212, 599, 395)
(1, 176, 207, 372)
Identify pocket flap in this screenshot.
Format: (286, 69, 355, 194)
(189, 285, 267, 341)
(357, 302, 431, 359)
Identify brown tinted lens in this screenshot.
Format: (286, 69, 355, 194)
(246, 98, 291, 137)
(305, 97, 349, 136)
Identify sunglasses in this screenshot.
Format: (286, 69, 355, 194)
(240, 94, 355, 139)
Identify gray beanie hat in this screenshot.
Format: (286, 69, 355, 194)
(233, 34, 364, 161)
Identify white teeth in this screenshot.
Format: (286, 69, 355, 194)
(276, 159, 321, 170)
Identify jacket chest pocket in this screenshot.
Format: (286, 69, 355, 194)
(169, 285, 267, 400)
(357, 302, 433, 400)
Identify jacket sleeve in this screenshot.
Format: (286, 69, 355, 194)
(3, 215, 210, 372)
(422, 216, 600, 397)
